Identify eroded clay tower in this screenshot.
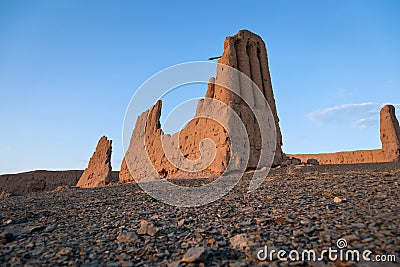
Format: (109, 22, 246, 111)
(120, 30, 284, 182)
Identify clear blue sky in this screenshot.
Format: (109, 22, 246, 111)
(1, 0, 399, 174)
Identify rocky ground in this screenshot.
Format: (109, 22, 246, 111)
(0, 162, 399, 266)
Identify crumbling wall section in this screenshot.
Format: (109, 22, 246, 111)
(289, 105, 400, 165)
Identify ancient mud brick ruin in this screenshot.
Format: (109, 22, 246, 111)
(381, 105, 400, 160)
(78, 31, 400, 186)
(213, 30, 285, 167)
(120, 30, 284, 183)
(77, 136, 113, 188)
(290, 105, 400, 164)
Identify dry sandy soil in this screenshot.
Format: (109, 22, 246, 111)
(0, 163, 399, 266)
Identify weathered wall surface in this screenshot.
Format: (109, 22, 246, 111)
(120, 100, 231, 183)
(0, 170, 82, 194)
(289, 149, 386, 165)
(77, 136, 113, 188)
(120, 30, 284, 183)
(380, 105, 400, 161)
(0, 170, 119, 194)
(214, 30, 284, 166)
(289, 105, 400, 165)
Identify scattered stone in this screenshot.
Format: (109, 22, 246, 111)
(0, 160, 399, 266)
(230, 234, 254, 250)
(1, 225, 44, 240)
(137, 220, 159, 236)
(300, 218, 310, 225)
(177, 219, 186, 227)
(167, 261, 180, 267)
(333, 197, 343, 203)
(293, 230, 302, 237)
(54, 185, 70, 192)
(56, 247, 72, 258)
(341, 235, 360, 242)
(306, 158, 319, 165)
(375, 193, 387, 199)
(335, 224, 350, 230)
(351, 223, 365, 228)
(106, 262, 120, 267)
(181, 247, 207, 263)
(117, 231, 138, 243)
(0, 191, 11, 199)
(266, 195, 274, 201)
(229, 261, 247, 267)
(27, 225, 45, 233)
(45, 224, 57, 232)
(290, 157, 302, 165)
(303, 227, 316, 236)
(0, 232, 15, 244)
(217, 240, 227, 247)
(254, 218, 271, 225)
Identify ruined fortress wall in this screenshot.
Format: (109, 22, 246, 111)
(288, 105, 400, 165)
(214, 30, 284, 166)
(288, 149, 386, 165)
(380, 105, 400, 161)
(77, 136, 113, 188)
(0, 170, 83, 194)
(120, 30, 284, 183)
(120, 100, 231, 183)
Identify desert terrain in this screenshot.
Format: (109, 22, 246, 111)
(1, 162, 399, 266)
(1, 12, 399, 267)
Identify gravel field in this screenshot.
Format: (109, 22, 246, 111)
(1, 163, 399, 266)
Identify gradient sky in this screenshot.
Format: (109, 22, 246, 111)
(1, 0, 399, 174)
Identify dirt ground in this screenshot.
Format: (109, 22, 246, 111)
(0, 162, 399, 266)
